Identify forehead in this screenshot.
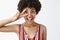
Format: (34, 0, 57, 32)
(24, 7, 36, 11)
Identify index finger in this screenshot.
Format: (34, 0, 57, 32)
(21, 8, 27, 14)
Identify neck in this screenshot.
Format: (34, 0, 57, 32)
(23, 21, 38, 27)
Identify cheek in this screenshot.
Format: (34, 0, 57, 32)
(24, 16, 27, 19)
(24, 15, 28, 18)
(32, 14, 36, 17)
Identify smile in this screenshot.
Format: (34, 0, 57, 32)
(27, 18, 33, 21)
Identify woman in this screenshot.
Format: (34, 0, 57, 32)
(0, 0, 47, 40)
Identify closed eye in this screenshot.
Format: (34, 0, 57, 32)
(31, 10, 36, 14)
(24, 11, 28, 14)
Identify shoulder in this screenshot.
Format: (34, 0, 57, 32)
(40, 24, 47, 40)
(40, 24, 47, 29)
(40, 24, 47, 32)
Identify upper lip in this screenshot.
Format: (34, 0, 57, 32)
(27, 18, 33, 20)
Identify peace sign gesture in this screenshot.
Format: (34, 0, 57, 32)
(12, 9, 28, 21)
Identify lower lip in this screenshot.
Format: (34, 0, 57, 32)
(27, 20, 32, 22)
(27, 19, 32, 22)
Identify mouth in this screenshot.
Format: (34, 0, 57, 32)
(25, 17, 35, 24)
(26, 18, 33, 21)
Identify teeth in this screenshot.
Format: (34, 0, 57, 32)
(28, 18, 32, 21)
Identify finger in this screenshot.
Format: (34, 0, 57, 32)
(16, 12, 21, 16)
(22, 14, 28, 17)
(21, 8, 27, 14)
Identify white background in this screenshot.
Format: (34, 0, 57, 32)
(0, 0, 60, 40)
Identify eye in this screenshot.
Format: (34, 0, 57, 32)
(32, 11, 35, 13)
(24, 11, 28, 14)
(31, 10, 36, 14)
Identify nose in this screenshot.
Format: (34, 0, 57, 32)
(28, 13, 32, 18)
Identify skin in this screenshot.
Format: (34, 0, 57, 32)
(0, 7, 47, 40)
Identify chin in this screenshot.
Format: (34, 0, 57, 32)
(27, 21, 34, 24)
(28, 22, 32, 24)
(25, 18, 35, 24)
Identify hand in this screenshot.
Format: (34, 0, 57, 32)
(12, 9, 28, 21)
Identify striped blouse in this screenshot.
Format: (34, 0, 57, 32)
(19, 24, 43, 40)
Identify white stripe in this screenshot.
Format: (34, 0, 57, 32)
(36, 32, 38, 40)
(40, 24, 43, 40)
(20, 24, 22, 40)
(25, 32, 28, 40)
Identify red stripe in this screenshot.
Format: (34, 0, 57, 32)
(38, 25, 40, 40)
(33, 36, 35, 40)
(22, 25, 25, 40)
(28, 38, 30, 40)
(28, 36, 35, 40)
(19, 24, 20, 40)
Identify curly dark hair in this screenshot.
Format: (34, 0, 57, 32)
(17, 0, 42, 14)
